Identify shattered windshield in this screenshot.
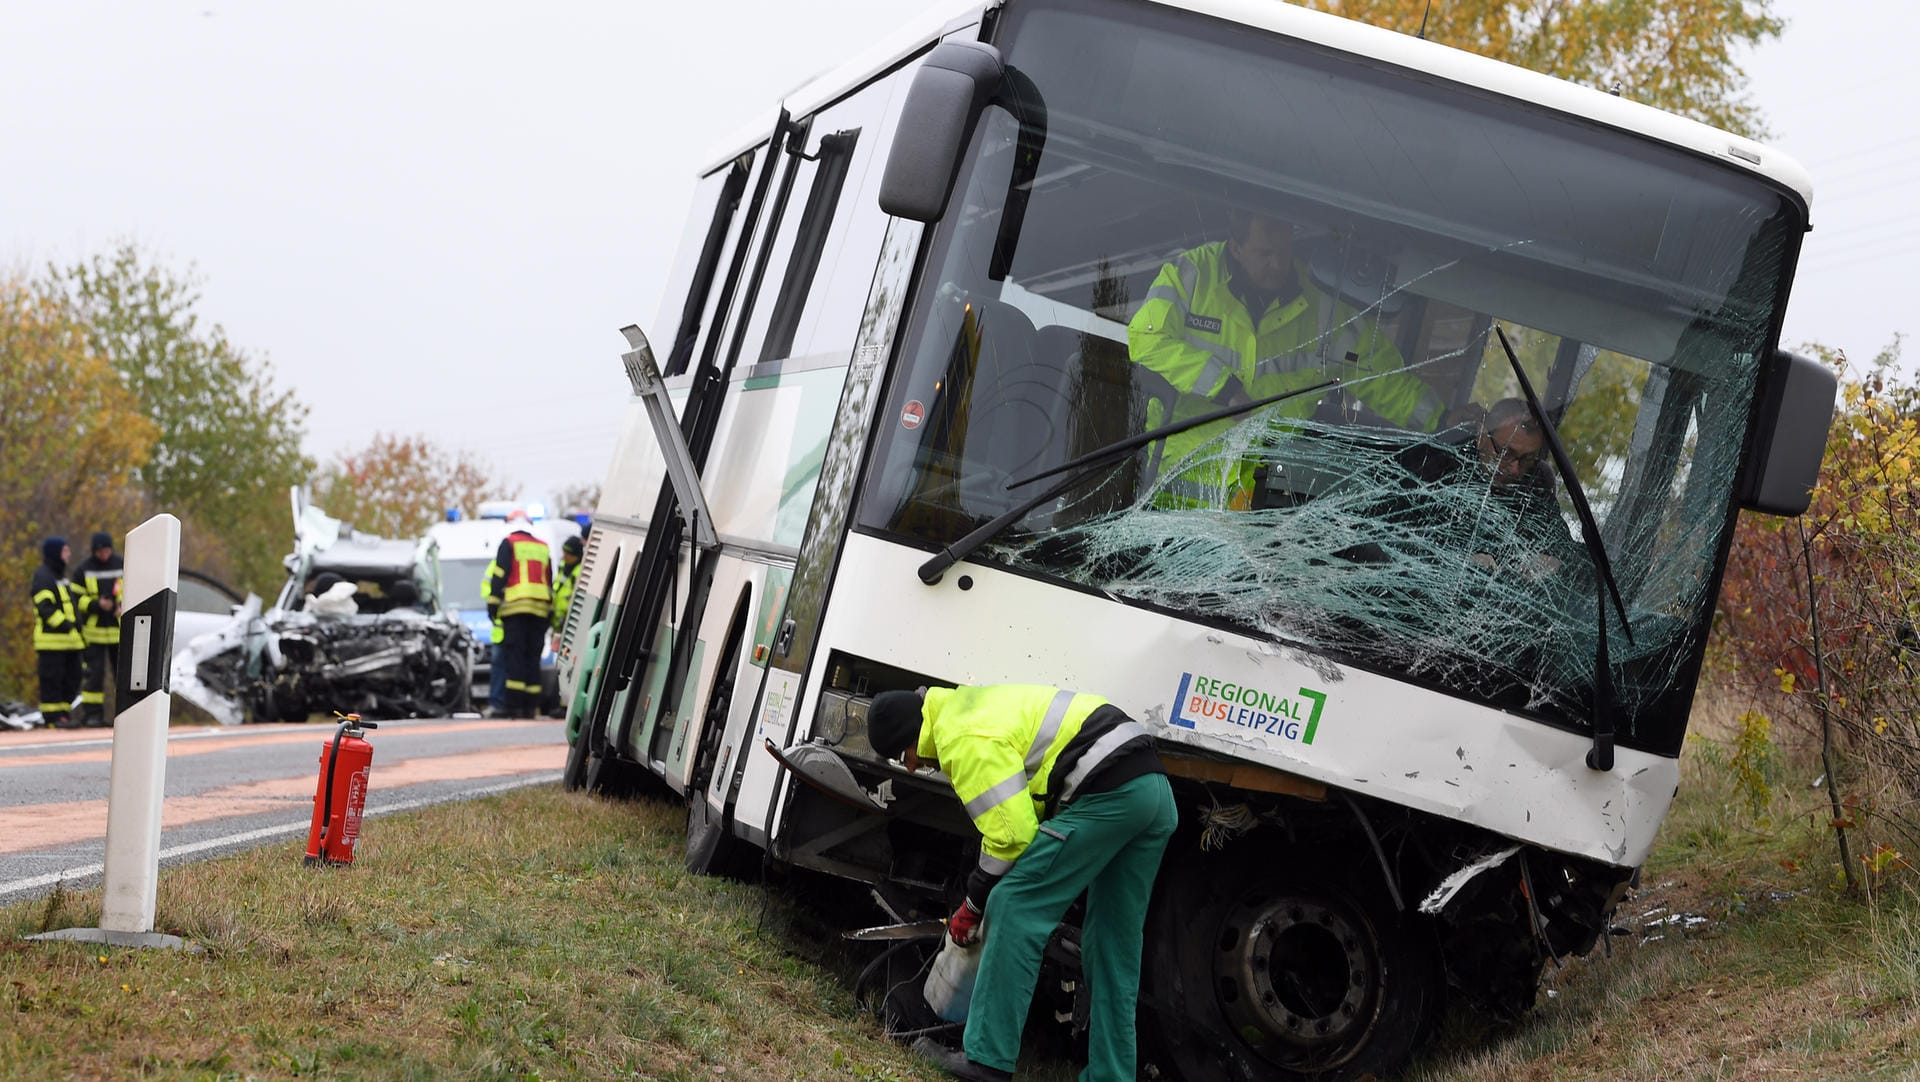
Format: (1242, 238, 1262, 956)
(856, 0, 1801, 753)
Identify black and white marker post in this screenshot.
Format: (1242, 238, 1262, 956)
(27, 514, 193, 951)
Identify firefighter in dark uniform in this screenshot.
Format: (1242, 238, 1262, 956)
(485, 511, 552, 717)
(72, 531, 124, 727)
(868, 684, 1177, 1082)
(29, 537, 86, 729)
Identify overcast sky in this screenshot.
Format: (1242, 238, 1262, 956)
(3, 0, 1912, 507)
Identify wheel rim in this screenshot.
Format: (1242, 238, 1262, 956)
(1214, 888, 1382, 1068)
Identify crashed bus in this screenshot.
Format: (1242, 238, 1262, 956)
(556, 0, 1835, 1076)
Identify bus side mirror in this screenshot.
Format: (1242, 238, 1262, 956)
(1739, 348, 1837, 516)
(878, 41, 1006, 222)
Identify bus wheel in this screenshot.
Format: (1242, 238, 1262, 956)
(561, 721, 592, 791)
(684, 630, 755, 879)
(1141, 855, 1438, 1082)
(565, 712, 659, 799)
(684, 791, 752, 878)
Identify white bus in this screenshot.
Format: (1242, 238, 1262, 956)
(556, 1, 1835, 1076)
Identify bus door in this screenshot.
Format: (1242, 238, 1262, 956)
(667, 56, 932, 809)
(588, 121, 789, 775)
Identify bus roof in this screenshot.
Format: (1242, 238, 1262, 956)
(700, 0, 1811, 209)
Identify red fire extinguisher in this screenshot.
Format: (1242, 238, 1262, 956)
(305, 713, 378, 866)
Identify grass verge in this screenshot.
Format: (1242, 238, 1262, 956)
(5, 720, 1917, 1080)
(1409, 710, 1920, 1081)
(2, 788, 942, 1081)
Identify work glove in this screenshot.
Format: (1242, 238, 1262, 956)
(947, 898, 983, 947)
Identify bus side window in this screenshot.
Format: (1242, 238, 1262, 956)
(757, 129, 861, 365)
(661, 155, 756, 377)
(734, 66, 909, 369)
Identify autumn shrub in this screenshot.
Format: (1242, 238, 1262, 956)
(309, 432, 509, 539)
(0, 274, 158, 702)
(1710, 339, 1919, 884)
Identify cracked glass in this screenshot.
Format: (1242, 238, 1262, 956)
(856, 0, 1802, 753)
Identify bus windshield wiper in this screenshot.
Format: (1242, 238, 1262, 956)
(1492, 325, 1632, 772)
(916, 378, 1338, 585)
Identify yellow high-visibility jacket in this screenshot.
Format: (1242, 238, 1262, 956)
(916, 684, 1151, 901)
(73, 556, 124, 646)
(30, 567, 84, 652)
(488, 532, 552, 620)
(481, 558, 506, 643)
(1127, 242, 1443, 505)
(550, 560, 579, 633)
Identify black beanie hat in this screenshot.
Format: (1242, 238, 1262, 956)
(41, 537, 67, 565)
(563, 536, 584, 557)
(91, 531, 113, 552)
(867, 690, 925, 760)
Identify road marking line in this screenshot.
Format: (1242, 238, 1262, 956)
(0, 772, 561, 900)
(0, 745, 563, 854)
(0, 719, 556, 757)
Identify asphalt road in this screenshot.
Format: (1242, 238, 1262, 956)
(0, 716, 566, 906)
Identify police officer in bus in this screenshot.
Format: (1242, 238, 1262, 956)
(868, 684, 1175, 1082)
(1127, 210, 1444, 508)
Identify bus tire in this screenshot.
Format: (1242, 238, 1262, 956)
(1140, 850, 1439, 1082)
(685, 790, 754, 878)
(562, 721, 592, 791)
(565, 710, 662, 800)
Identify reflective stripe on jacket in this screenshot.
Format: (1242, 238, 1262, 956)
(1126, 242, 1443, 504)
(481, 558, 506, 643)
(918, 684, 1152, 894)
(30, 568, 84, 652)
(550, 561, 578, 632)
(491, 532, 552, 619)
(74, 557, 124, 645)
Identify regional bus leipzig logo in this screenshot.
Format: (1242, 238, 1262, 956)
(1170, 672, 1327, 745)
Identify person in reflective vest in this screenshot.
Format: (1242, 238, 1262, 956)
(1127, 211, 1444, 509)
(868, 684, 1176, 1082)
(29, 537, 85, 729)
(480, 557, 508, 716)
(550, 535, 582, 642)
(485, 512, 551, 717)
(72, 531, 124, 727)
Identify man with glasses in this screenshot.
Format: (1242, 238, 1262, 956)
(1368, 396, 1578, 584)
(1474, 398, 1550, 490)
(1457, 397, 1575, 579)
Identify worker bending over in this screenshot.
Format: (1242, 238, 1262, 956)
(868, 684, 1176, 1082)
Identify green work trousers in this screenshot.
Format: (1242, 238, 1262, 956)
(964, 772, 1178, 1080)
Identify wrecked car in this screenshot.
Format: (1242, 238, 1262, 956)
(173, 502, 472, 724)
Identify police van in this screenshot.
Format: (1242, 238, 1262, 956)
(427, 501, 581, 711)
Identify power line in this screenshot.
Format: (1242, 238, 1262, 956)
(1813, 153, 1920, 191)
(1809, 212, 1920, 244)
(1806, 132, 1920, 171)
(1767, 70, 1904, 118)
(1801, 244, 1919, 276)
(1809, 173, 1920, 209)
